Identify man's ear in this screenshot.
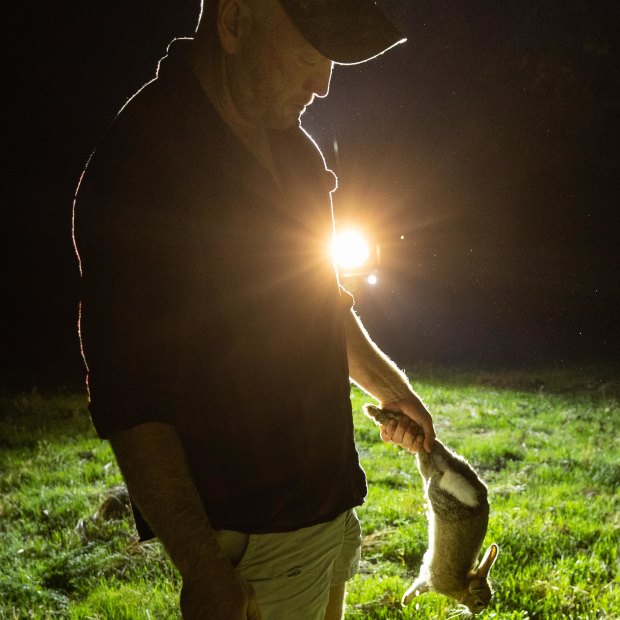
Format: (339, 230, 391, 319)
(218, 0, 252, 54)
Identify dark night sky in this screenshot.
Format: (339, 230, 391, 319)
(3, 1, 619, 389)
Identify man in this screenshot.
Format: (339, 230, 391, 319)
(73, 1, 435, 618)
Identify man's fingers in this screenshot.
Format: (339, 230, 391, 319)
(392, 417, 414, 445)
(245, 583, 262, 620)
(391, 421, 404, 444)
(247, 602, 262, 620)
(379, 414, 434, 453)
(379, 419, 397, 441)
(394, 418, 420, 449)
(400, 401, 434, 453)
(419, 417, 435, 452)
(401, 424, 424, 453)
(379, 403, 435, 454)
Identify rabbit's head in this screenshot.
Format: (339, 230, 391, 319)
(459, 543, 499, 614)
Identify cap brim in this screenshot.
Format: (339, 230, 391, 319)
(279, 0, 407, 65)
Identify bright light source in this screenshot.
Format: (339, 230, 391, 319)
(367, 274, 378, 285)
(332, 230, 370, 270)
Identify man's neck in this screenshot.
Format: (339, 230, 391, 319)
(189, 46, 280, 184)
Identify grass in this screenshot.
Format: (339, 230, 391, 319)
(1, 365, 618, 618)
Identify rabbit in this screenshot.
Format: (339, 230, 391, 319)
(363, 404, 499, 615)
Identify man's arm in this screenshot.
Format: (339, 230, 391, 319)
(343, 308, 435, 453)
(109, 422, 261, 620)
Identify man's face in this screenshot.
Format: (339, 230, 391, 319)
(227, 0, 334, 131)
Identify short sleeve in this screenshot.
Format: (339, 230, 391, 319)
(74, 117, 185, 438)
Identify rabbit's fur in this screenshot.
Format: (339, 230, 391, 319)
(363, 404, 499, 615)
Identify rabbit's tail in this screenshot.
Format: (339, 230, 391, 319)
(438, 469, 480, 507)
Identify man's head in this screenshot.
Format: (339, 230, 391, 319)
(277, 0, 406, 65)
(196, 0, 405, 64)
(194, 0, 404, 131)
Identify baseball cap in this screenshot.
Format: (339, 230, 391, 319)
(278, 0, 406, 64)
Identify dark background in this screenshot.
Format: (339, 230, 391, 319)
(3, 1, 618, 390)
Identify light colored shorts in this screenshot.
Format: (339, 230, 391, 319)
(215, 509, 362, 619)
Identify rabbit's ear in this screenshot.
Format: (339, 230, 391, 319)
(473, 543, 499, 579)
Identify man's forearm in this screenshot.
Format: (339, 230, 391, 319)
(343, 308, 414, 404)
(344, 308, 436, 452)
(109, 422, 225, 580)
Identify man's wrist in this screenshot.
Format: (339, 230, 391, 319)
(374, 383, 416, 407)
(180, 542, 235, 583)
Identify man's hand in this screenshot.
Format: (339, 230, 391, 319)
(109, 425, 262, 619)
(379, 394, 435, 453)
(180, 556, 262, 620)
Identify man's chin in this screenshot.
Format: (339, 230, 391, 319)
(268, 112, 304, 131)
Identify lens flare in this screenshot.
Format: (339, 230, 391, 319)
(332, 230, 370, 270)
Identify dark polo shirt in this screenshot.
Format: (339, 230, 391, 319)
(74, 40, 367, 536)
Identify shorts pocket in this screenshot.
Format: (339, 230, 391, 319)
(215, 529, 251, 567)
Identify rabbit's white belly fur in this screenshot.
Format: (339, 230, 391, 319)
(438, 470, 479, 507)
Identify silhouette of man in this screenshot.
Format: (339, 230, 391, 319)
(74, 1, 435, 617)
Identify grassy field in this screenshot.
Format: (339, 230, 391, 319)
(1, 365, 618, 619)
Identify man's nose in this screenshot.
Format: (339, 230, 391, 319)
(306, 57, 333, 98)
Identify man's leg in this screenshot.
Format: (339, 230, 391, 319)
(324, 509, 361, 620)
(214, 510, 360, 619)
(324, 582, 346, 620)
